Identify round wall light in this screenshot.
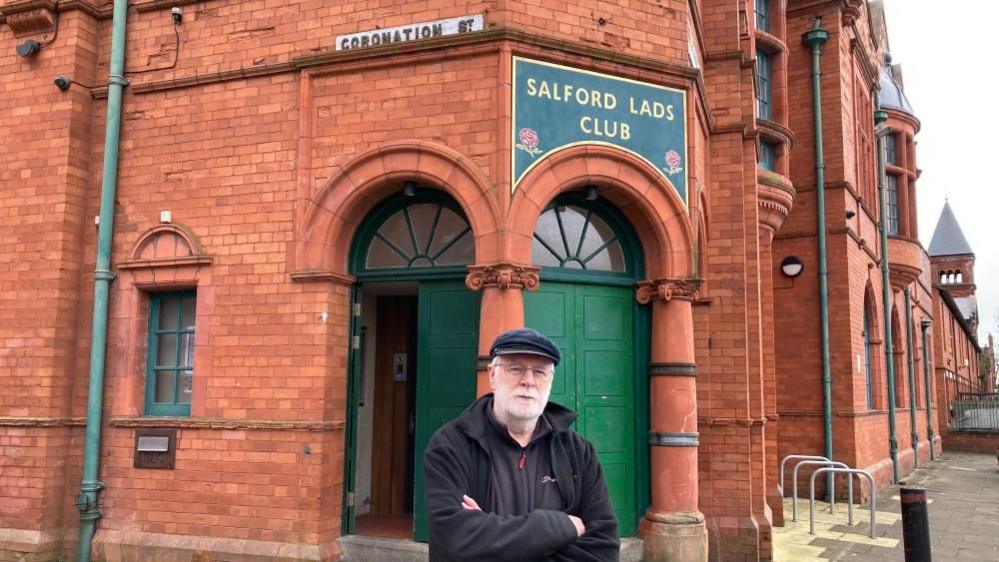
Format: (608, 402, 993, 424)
(780, 256, 804, 278)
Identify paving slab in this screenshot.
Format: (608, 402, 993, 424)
(773, 451, 999, 561)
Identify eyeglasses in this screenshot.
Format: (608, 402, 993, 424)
(497, 363, 554, 382)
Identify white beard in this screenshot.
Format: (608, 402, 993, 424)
(494, 384, 551, 423)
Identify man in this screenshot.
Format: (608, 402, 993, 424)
(423, 327, 619, 561)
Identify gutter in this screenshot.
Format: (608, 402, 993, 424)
(802, 19, 834, 500)
(874, 105, 900, 484)
(904, 287, 918, 467)
(75, 0, 128, 560)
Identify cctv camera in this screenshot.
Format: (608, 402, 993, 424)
(54, 76, 72, 91)
(171, 7, 182, 25)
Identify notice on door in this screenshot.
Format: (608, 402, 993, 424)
(511, 57, 687, 206)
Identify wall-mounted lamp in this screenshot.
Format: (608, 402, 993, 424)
(845, 209, 856, 219)
(584, 184, 598, 201)
(16, 39, 41, 58)
(780, 256, 804, 278)
(403, 180, 417, 197)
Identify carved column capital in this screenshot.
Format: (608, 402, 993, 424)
(465, 262, 540, 292)
(635, 277, 702, 304)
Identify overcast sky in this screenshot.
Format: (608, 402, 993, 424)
(881, 0, 997, 343)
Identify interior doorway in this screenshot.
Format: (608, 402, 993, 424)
(353, 284, 418, 539)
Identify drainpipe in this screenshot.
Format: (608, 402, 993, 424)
(904, 287, 918, 467)
(802, 20, 833, 501)
(76, 0, 128, 560)
(920, 320, 935, 460)
(874, 105, 900, 484)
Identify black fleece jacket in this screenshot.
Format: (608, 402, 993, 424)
(424, 394, 619, 561)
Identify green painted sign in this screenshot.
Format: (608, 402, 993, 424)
(512, 57, 687, 206)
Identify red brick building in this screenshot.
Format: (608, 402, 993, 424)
(927, 201, 988, 427)
(0, 1, 967, 561)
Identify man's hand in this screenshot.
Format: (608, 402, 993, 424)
(461, 495, 482, 511)
(567, 514, 585, 537)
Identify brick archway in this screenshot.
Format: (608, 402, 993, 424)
(507, 144, 694, 280)
(295, 141, 501, 276)
(508, 144, 707, 559)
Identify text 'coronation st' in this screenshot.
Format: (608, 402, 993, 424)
(525, 78, 676, 141)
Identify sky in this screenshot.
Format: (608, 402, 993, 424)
(881, 0, 998, 343)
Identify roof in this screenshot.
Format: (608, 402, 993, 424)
(928, 201, 974, 256)
(878, 64, 915, 115)
(939, 288, 981, 353)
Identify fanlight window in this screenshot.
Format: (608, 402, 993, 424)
(532, 205, 626, 272)
(365, 203, 474, 269)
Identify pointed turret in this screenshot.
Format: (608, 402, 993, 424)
(928, 200, 974, 257)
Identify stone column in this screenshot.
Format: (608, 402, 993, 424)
(636, 277, 708, 562)
(465, 262, 540, 395)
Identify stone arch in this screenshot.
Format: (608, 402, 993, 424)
(128, 224, 206, 262)
(296, 141, 502, 275)
(508, 145, 695, 280)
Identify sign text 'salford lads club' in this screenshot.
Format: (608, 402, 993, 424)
(512, 57, 688, 205)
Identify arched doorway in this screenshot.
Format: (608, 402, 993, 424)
(342, 188, 479, 541)
(523, 192, 649, 536)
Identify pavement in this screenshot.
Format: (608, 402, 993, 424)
(773, 450, 999, 561)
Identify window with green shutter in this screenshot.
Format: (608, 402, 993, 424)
(756, 50, 772, 120)
(758, 140, 777, 171)
(884, 133, 898, 166)
(885, 175, 900, 236)
(146, 291, 196, 416)
(755, 0, 770, 32)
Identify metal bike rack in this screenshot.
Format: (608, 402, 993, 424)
(809, 467, 876, 538)
(792, 459, 849, 521)
(779, 454, 829, 497)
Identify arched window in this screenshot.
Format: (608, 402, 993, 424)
(351, 191, 474, 277)
(530, 194, 642, 283)
(864, 305, 874, 409)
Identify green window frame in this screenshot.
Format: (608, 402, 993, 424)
(885, 174, 900, 235)
(755, 0, 770, 32)
(756, 49, 772, 120)
(145, 291, 196, 416)
(758, 140, 777, 171)
(349, 189, 475, 282)
(532, 194, 643, 286)
(884, 133, 898, 166)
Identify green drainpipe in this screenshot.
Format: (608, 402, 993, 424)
(803, 20, 833, 501)
(920, 319, 935, 460)
(874, 106, 900, 484)
(905, 287, 918, 467)
(76, 0, 128, 560)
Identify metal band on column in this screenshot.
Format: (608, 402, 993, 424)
(650, 362, 697, 377)
(649, 432, 700, 446)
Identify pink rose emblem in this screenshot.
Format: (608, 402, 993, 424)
(519, 128, 539, 149)
(664, 149, 683, 175)
(516, 127, 543, 158)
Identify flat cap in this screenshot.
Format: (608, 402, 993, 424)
(489, 328, 561, 366)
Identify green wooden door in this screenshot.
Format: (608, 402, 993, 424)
(524, 282, 637, 535)
(412, 280, 480, 542)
